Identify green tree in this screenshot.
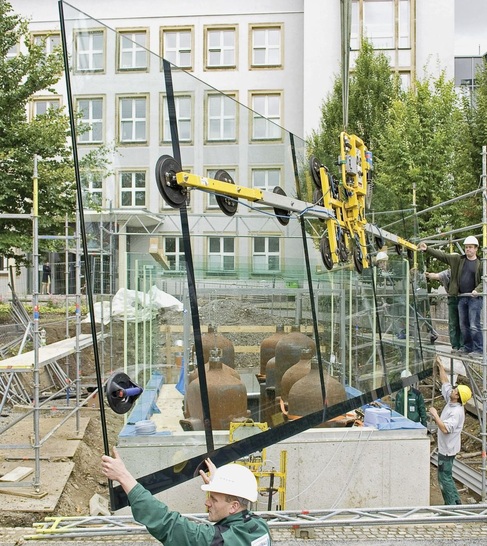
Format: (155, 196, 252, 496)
(374, 71, 477, 240)
(308, 40, 399, 178)
(0, 1, 75, 263)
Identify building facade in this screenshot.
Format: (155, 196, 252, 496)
(4, 0, 457, 296)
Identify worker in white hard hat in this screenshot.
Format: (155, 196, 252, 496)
(428, 358, 472, 505)
(101, 450, 271, 546)
(418, 237, 482, 358)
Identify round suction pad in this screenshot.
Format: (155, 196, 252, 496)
(214, 169, 238, 216)
(105, 372, 144, 415)
(155, 155, 187, 208)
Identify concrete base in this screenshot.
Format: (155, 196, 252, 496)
(116, 383, 430, 513)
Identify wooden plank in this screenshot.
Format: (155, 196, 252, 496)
(162, 325, 325, 334)
(0, 466, 33, 482)
(0, 333, 104, 372)
(0, 487, 47, 499)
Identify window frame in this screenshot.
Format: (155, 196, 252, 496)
(118, 169, 148, 208)
(30, 96, 61, 119)
(250, 91, 283, 142)
(73, 28, 106, 74)
(76, 96, 104, 144)
(31, 31, 61, 54)
(204, 25, 237, 70)
(250, 167, 282, 208)
(252, 235, 281, 274)
(205, 91, 238, 143)
(160, 26, 194, 70)
(163, 236, 186, 272)
(116, 94, 149, 145)
(116, 28, 150, 73)
(160, 93, 193, 144)
(249, 24, 283, 69)
(207, 236, 236, 274)
(80, 169, 104, 209)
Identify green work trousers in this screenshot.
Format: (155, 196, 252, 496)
(438, 453, 461, 505)
(447, 296, 463, 350)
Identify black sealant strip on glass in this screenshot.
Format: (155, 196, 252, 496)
(289, 132, 327, 412)
(162, 59, 214, 453)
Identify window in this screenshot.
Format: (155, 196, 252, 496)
(32, 32, 61, 54)
(351, 0, 412, 50)
(32, 97, 60, 117)
(162, 94, 192, 142)
(77, 97, 103, 143)
(251, 93, 282, 140)
(206, 168, 236, 209)
(81, 170, 103, 208)
(118, 96, 147, 143)
(75, 30, 105, 72)
(251, 168, 281, 192)
(164, 237, 186, 271)
(207, 93, 237, 142)
(253, 236, 280, 273)
(208, 237, 235, 272)
(119, 171, 146, 207)
(118, 30, 148, 71)
(205, 27, 236, 68)
(398, 0, 411, 48)
(162, 28, 193, 69)
(251, 25, 282, 67)
(0, 256, 8, 274)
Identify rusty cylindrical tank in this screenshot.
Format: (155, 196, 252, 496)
(200, 324, 235, 369)
(280, 347, 313, 403)
(185, 350, 248, 430)
(274, 326, 315, 396)
(259, 325, 286, 375)
(188, 348, 240, 383)
(287, 356, 346, 419)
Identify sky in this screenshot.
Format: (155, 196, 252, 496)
(455, 0, 487, 55)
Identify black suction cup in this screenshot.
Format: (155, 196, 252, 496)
(105, 372, 144, 415)
(214, 169, 238, 216)
(320, 235, 333, 270)
(155, 155, 187, 208)
(272, 186, 291, 226)
(353, 242, 364, 274)
(309, 156, 322, 189)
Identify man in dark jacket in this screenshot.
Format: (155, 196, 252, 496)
(101, 449, 271, 545)
(418, 237, 482, 357)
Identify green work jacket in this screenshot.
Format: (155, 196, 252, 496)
(395, 387, 428, 427)
(425, 248, 482, 295)
(128, 483, 272, 546)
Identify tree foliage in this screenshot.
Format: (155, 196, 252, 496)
(308, 40, 399, 177)
(0, 1, 75, 264)
(307, 39, 483, 246)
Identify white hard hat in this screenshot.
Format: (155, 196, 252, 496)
(401, 369, 412, 379)
(376, 251, 388, 261)
(464, 236, 479, 246)
(201, 463, 258, 502)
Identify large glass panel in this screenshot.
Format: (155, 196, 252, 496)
(59, 1, 433, 510)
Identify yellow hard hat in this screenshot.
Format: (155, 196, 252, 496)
(457, 385, 472, 405)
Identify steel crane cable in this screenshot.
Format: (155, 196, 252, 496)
(340, 0, 352, 131)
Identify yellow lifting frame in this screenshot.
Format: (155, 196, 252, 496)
(229, 421, 287, 510)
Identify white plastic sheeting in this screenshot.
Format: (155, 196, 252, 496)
(84, 286, 183, 324)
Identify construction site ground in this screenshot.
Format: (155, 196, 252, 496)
(0, 309, 486, 544)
